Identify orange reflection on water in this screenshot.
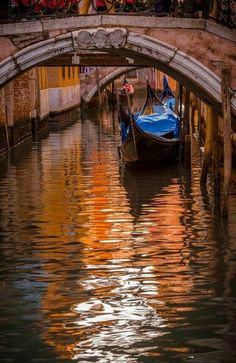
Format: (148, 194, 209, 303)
(1, 96, 236, 363)
(35, 121, 209, 361)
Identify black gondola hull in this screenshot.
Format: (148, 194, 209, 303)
(120, 121, 180, 164)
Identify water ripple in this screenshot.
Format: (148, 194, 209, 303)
(0, 110, 236, 363)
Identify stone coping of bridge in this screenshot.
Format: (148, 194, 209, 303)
(0, 16, 235, 43)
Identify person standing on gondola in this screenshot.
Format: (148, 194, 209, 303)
(120, 79, 134, 95)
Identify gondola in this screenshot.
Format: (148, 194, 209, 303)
(159, 75, 176, 111)
(118, 81, 180, 164)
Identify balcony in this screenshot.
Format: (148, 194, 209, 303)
(0, 1, 235, 29)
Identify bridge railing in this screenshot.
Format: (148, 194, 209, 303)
(0, 1, 235, 29)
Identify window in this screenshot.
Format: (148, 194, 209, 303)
(62, 67, 66, 80)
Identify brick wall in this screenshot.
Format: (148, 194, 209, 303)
(0, 70, 37, 156)
(13, 71, 35, 122)
(0, 66, 82, 157)
(10, 70, 36, 147)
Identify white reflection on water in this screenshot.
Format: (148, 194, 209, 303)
(73, 266, 166, 361)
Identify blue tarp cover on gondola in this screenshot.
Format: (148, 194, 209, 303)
(134, 106, 180, 138)
(165, 97, 175, 110)
(159, 76, 176, 111)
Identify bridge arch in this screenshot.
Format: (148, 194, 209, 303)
(0, 27, 235, 115)
(82, 66, 142, 103)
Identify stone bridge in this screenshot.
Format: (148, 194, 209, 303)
(80, 65, 139, 103)
(0, 15, 235, 115)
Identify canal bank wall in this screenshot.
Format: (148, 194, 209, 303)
(0, 65, 81, 157)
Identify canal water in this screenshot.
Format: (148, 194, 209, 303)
(0, 104, 236, 363)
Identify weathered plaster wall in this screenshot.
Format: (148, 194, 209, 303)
(40, 88, 50, 119)
(38, 67, 50, 119)
(49, 84, 80, 112)
(47, 66, 80, 113)
(0, 37, 17, 62)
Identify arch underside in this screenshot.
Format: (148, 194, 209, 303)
(0, 28, 235, 116)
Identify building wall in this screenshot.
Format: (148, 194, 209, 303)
(0, 65, 81, 156)
(138, 68, 157, 89)
(114, 68, 176, 93)
(156, 71, 176, 92)
(49, 84, 80, 113)
(38, 67, 50, 119)
(47, 66, 80, 113)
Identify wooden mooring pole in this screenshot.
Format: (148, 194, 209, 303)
(178, 84, 184, 161)
(200, 106, 213, 185)
(190, 94, 198, 135)
(221, 67, 232, 217)
(212, 109, 221, 196)
(174, 83, 180, 115)
(4, 107, 10, 151)
(184, 89, 190, 136)
(184, 89, 191, 164)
